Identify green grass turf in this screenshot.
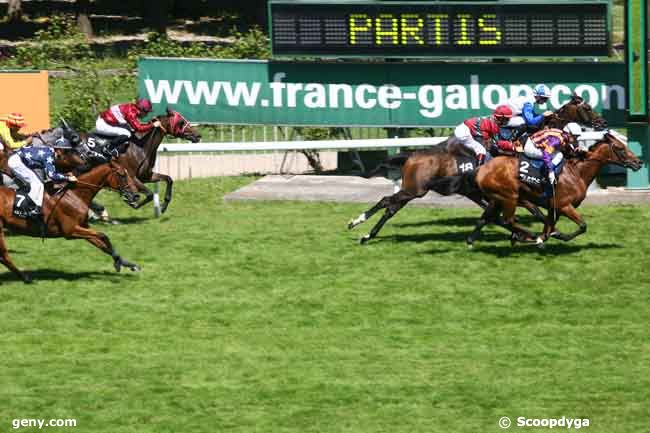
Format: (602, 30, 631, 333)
(1, 176, 649, 433)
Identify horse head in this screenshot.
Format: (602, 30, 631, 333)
(106, 160, 141, 207)
(54, 147, 87, 172)
(156, 108, 202, 143)
(589, 131, 642, 171)
(554, 93, 608, 130)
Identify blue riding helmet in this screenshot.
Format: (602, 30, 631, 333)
(533, 84, 551, 99)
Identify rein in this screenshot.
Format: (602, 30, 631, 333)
(43, 183, 72, 230)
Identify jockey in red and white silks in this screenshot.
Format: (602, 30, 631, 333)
(96, 98, 160, 138)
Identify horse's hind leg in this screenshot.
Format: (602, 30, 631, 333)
(150, 172, 173, 214)
(466, 203, 500, 247)
(359, 190, 413, 244)
(0, 229, 31, 283)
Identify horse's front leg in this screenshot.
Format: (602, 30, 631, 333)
(67, 226, 140, 272)
(548, 205, 587, 242)
(130, 177, 155, 209)
(150, 172, 173, 214)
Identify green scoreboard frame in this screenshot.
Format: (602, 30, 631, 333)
(625, 0, 649, 122)
(269, 0, 611, 58)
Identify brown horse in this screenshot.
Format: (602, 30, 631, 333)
(0, 161, 142, 283)
(117, 108, 201, 213)
(348, 94, 608, 244)
(426, 131, 642, 247)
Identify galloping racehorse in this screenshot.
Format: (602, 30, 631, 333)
(117, 108, 201, 213)
(0, 161, 142, 283)
(33, 110, 201, 216)
(348, 94, 608, 244)
(426, 131, 642, 247)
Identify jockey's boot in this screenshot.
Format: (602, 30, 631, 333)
(27, 206, 46, 237)
(110, 135, 130, 154)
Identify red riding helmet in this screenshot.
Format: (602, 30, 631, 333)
(493, 105, 513, 120)
(136, 98, 153, 113)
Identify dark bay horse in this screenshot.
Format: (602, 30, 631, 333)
(117, 108, 201, 213)
(34, 111, 201, 215)
(0, 161, 142, 283)
(348, 94, 608, 244)
(426, 131, 642, 247)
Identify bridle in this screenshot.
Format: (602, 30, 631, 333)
(152, 112, 192, 137)
(584, 135, 639, 168)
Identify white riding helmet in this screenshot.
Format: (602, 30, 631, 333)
(563, 122, 582, 137)
(533, 84, 552, 99)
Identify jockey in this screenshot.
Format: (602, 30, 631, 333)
(0, 113, 33, 150)
(7, 139, 78, 218)
(96, 98, 161, 145)
(523, 122, 582, 184)
(453, 105, 515, 165)
(505, 84, 554, 130)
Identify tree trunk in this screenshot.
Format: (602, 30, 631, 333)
(7, 0, 23, 22)
(76, 0, 93, 38)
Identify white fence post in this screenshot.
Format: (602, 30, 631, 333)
(153, 158, 161, 218)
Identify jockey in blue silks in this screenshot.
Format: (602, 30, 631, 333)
(505, 84, 554, 130)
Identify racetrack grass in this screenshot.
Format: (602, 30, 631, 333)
(1, 176, 649, 433)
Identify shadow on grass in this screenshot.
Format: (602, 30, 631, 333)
(0, 268, 134, 283)
(90, 216, 150, 226)
(468, 242, 623, 257)
(393, 215, 541, 229)
(372, 231, 508, 244)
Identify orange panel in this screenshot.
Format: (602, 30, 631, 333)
(0, 70, 49, 134)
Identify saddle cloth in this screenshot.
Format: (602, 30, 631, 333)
(518, 154, 565, 188)
(455, 155, 478, 174)
(12, 187, 36, 219)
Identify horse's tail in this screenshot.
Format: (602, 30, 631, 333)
(425, 171, 478, 196)
(363, 152, 411, 178)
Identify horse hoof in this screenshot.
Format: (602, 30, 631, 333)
(114, 260, 122, 273)
(23, 274, 33, 284)
(467, 243, 474, 250)
(359, 235, 370, 245)
(129, 264, 141, 272)
(347, 220, 355, 230)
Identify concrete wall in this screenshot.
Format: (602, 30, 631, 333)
(155, 151, 338, 179)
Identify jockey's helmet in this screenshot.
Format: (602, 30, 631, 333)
(533, 84, 551, 100)
(563, 122, 582, 137)
(136, 98, 153, 114)
(52, 136, 73, 149)
(493, 105, 513, 125)
(1, 113, 27, 129)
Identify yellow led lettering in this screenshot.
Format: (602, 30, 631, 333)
(455, 14, 473, 45)
(349, 14, 372, 45)
(478, 14, 501, 45)
(375, 14, 399, 45)
(400, 14, 424, 45)
(428, 14, 448, 45)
